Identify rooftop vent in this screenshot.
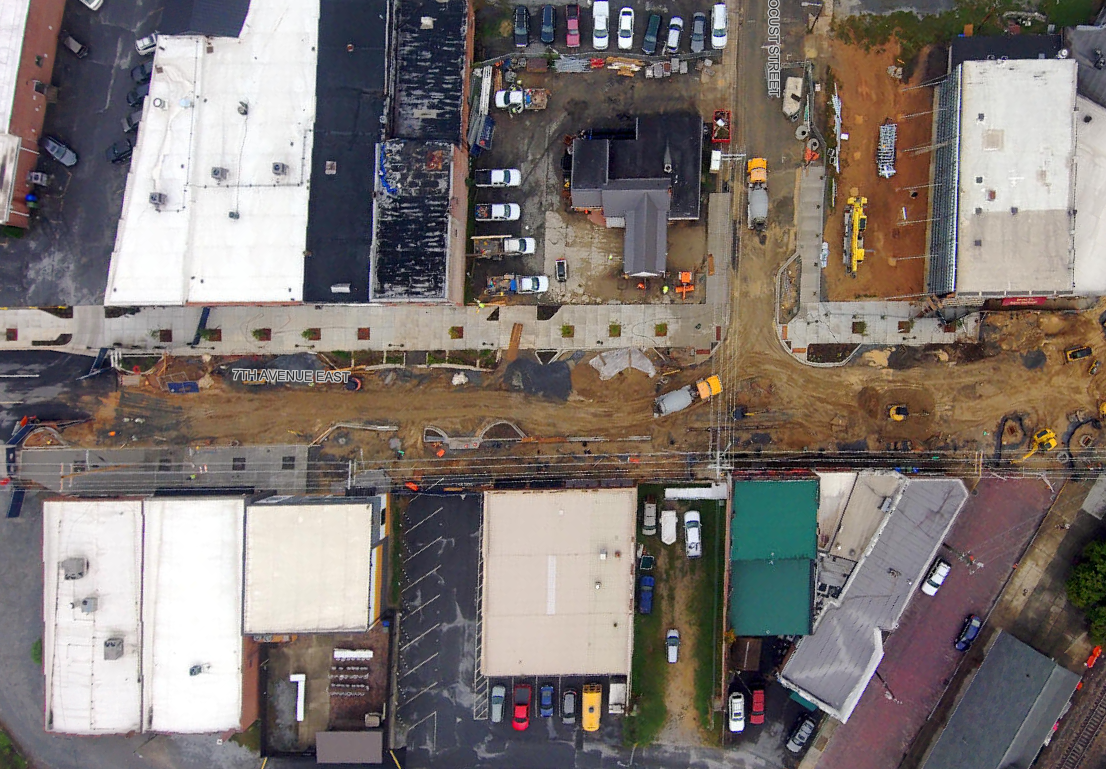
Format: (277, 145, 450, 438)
(104, 637, 124, 661)
(151, 97, 166, 110)
(79, 596, 97, 613)
(238, 101, 249, 116)
(325, 161, 337, 175)
(420, 15, 434, 28)
(149, 192, 167, 209)
(189, 663, 211, 676)
(1011, 207, 1019, 215)
(211, 167, 229, 182)
(272, 162, 288, 176)
(228, 211, 240, 220)
(60, 557, 87, 580)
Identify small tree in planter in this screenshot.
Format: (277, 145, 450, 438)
(198, 328, 222, 342)
(609, 324, 622, 338)
(561, 324, 575, 338)
(654, 323, 668, 337)
(252, 328, 272, 342)
(449, 326, 464, 340)
(302, 328, 321, 341)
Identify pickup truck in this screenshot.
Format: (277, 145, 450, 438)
(475, 203, 521, 222)
(494, 88, 550, 112)
(487, 274, 550, 294)
(471, 235, 536, 257)
(474, 168, 522, 187)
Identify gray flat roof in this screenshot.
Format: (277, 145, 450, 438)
(780, 478, 968, 722)
(922, 632, 1080, 769)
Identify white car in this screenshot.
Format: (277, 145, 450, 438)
(504, 237, 537, 255)
(135, 33, 158, 56)
(617, 7, 634, 50)
(515, 275, 550, 294)
(490, 684, 506, 723)
(711, 3, 728, 50)
(921, 559, 951, 596)
(642, 498, 658, 536)
(665, 16, 684, 55)
(79, 0, 103, 9)
(727, 692, 745, 733)
(593, 0, 610, 49)
(683, 510, 702, 558)
(665, 628, 680, 663)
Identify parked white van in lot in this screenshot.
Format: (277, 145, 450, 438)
(711, 3, 728, 50)
(593, 1, 610, 50)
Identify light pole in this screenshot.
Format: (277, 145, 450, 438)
(873, 669, 903, 704)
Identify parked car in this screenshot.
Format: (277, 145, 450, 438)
(642, 497, 658, 536)
(505, 237, 536, 254)
(127, 82, 151, 108)
(475, 203, 521, 221)
(131, 60, 154, 84)
(711, 3, 728, 50)
(786, 715, 817, 754)
(105, 138, 133, 164)
(490, 684, 506, 723)
(135, 33, 158, 55)
(565, 4, 580, 47)
(555, 258, 568, 282)
(665, 628, 680, 663)
(617, 7, 634, 50)
(683, 510, 702, 558)
(514, 5, 530, 47)
(955, 614, 983, 651)
(474, 168, 522, 187)
(540, 4, 556, 44)
(121, 109, 143, 133)
(638, 574, 655, 614)
(665, 16, 683, 54)
(642, 13, 661, 55)
(727, 692, 745, 733)
(40, 136, 77, 167)
(512, 683, 531, 731)
(749, 685, 765, 725)
(593, 1, 610, 49)
(59, 31, 88, 59)
(514, 275, 549, 293)
(690, 12, 707, 53)
(78, 0, 103, 10)
(921, 558, 951, 596)
(562, 688, 577, 724)
(539, 684, 555, 717)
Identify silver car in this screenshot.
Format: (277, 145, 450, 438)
(40, 136, 77, 167)
(490, 684, 506, 723)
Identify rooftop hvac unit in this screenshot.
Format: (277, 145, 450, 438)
(272, 162, 288, 176)
(228, 211, 240, 220)
(238, 101, 249, 116)
(330, 283, 351, 294)
(211, 167, 229, 181)
(189, 663, 211, 676)
(79, 596, 97, 613)
(149, 192, 167, 209)
(60, 557, 87, 580)
(104, 637, 124, 660)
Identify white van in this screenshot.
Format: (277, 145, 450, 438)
(711, 3, 728, 50)
(593, 1, 610, 50)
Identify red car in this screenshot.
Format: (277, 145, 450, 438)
(749, 686, 765, 725)
(566, 4, 581, 47)
(512, 683, 531, 731)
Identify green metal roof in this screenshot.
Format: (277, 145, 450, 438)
(729, 480, 818, 636)
(731, 480, 818, 562)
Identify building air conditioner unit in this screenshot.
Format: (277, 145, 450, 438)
(228, 211, 240, 220)
(211, 167, 229, 181)
(149, 192, 167, 209)
(272, 162, 288, 176)
(104, 637, 124, 660)
(61, 557, 88, 580)
(189, 663, 211, 676)
(78, 596, 97, 613)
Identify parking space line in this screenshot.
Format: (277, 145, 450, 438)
(401, 622, 441, 652)
(401, 652, 440, 679)
(406, 711, 437, 752)
(404, 536, 443, 563)
(406, 505, 444, 534)
(403, 682, 439, 705)
(402, 565, 441, 593)
(405, 592, 440, 617)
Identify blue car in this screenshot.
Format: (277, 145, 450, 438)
(539, 684, 555, 717)
(955, 615, 983, 651)
(638, 575, 655, 615)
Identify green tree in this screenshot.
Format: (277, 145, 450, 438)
(1087, 605, 1106, 644)
(1066, 540, 1106, 609)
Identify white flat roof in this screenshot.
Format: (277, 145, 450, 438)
(244, 501, 374, 634)
(1075, 96, 1106, 294)
(955, 59, 1077, 295)
(0, 0, 30, 129)
(43, 500, 144, 735)
(104, 0, 318, 306)
(142, 499, 243, 733)
(482, 489, 635, 677)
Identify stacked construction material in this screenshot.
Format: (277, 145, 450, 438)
(877, 121, 897, 178)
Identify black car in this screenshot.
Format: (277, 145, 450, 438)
(642, 13, 662, 55)
(130, 60, 154, 84)
(105, 138, 134, 164)
(513, 5, 530, 47)
(540, 4, 556, 44)
(690, 12, 707, 53)
(126, 82, 150, 108)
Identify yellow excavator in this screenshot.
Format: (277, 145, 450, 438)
(889, 404, 909, 421)
(1017, 428, 1058, 463)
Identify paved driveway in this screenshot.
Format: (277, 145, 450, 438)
(815, 478, 1055, 769)
(0, 0, 166, 306)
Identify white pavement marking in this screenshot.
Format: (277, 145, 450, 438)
(547, 555, 557, 615)
(402, 565, 442, 593)
(406, 593, 441, 617)
(401, 652, 440, 679)
(401, 623, 442, 652)
(404, 536, 443, 563)
(406, 506, 444, 534)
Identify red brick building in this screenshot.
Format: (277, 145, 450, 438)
(0, 0, 66, 229)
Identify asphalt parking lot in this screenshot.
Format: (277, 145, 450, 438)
(0, 0, 165, 307)
(816, 478, 1056, 769)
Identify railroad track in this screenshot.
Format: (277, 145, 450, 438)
(1058, 677, 1106, 769)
